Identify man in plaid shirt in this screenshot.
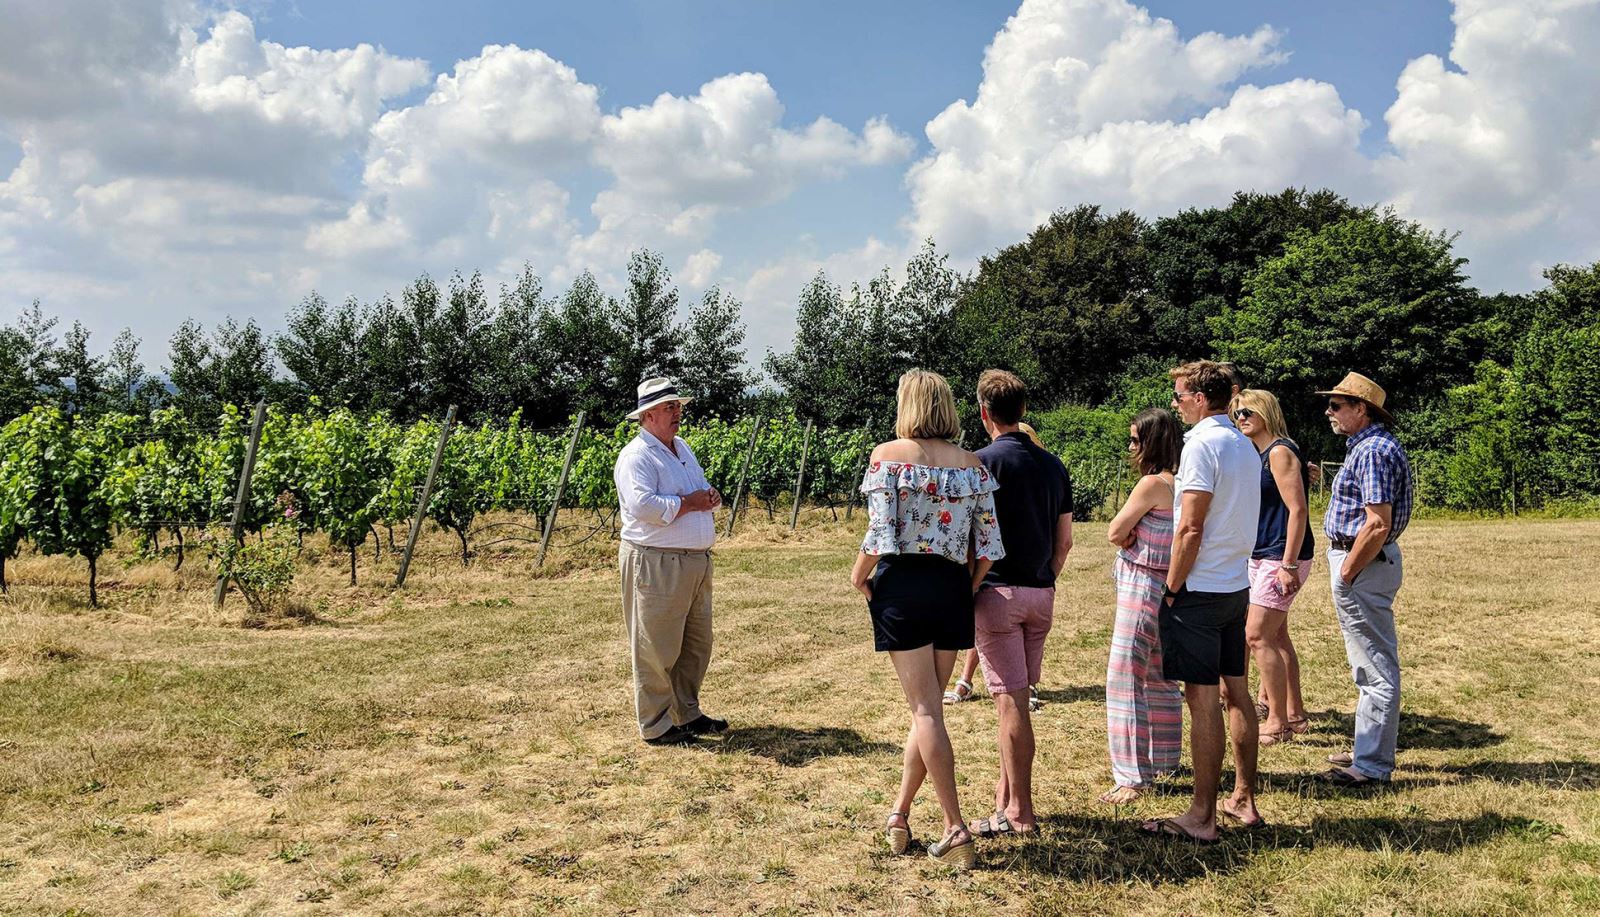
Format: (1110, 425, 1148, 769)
(1317, 372, 1413, 788)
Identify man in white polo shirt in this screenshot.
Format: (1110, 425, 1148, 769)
(1140, 360, 1264, 843)
(614, 377, 726, 746)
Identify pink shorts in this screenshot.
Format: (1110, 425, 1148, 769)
(973, 585, 1054, 695)
(1248, 557, 1312, 611)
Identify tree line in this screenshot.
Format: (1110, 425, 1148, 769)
(4, 187, 1598, 512)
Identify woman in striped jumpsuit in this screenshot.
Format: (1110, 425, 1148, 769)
(1099, 408, 1184, 804)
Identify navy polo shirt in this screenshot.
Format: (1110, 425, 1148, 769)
(976, 431, 1074, 588)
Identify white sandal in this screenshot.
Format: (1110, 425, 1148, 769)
(942, 678, 974, 705)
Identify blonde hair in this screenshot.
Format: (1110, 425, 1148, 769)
(894, 369, 961, 441)
(1017, 421, 1043, 448)
(1231, 389, 1292, 442)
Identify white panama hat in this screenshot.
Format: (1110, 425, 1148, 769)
(627, 377, 693, 421)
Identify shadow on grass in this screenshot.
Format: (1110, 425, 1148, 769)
(1440, 760, 1600, 790)
(715, 726, 897, 766)
(991, 811, 1540, 881)
(1300, 710, 1505, 750)
(1033, 685, 1102, 705)
(1310, 812, 1556, 852)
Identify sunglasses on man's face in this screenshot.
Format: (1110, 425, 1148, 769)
(1232, 408, 1256, 421)
(1327, 399, 1353, 412)
(1172, 390, 1198, 403)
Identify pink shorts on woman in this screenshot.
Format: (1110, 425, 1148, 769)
(973, 584, 1054, 695)
(1247, 557, 1312, 611)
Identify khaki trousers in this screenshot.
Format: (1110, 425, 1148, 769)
(619, 541, 714, 740)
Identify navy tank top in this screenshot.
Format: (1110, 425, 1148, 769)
(1255, 438, 1315, 561)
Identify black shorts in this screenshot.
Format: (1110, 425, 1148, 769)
(1158, 587, 1249, 685)
(867, 554, 974, 652)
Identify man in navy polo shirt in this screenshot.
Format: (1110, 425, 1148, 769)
(967, 369, 1073, 838)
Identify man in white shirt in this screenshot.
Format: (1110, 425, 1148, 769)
(614, 377, 726, 746)
(1141, 360, 1264, 843)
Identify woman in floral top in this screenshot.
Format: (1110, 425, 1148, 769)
(850, 369, 1005, 871)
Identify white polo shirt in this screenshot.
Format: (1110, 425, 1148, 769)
(614, 429, 717, 550)
(1172, 413, 1261, 593)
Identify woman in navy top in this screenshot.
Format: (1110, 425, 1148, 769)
(1230, 389, 1314, 746)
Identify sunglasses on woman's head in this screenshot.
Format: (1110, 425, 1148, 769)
(1233, 408, 1256, 421)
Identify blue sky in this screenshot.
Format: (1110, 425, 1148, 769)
(2, 0, 1595, 366)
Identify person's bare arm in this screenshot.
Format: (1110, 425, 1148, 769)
(1269, 448, 1308, 592)
(1165, 489, 1214, 603)
(969, 558, 993, 594)
(1340, 503, 1392, 583)
(851, 548, 879, 600)
(1051, 514, 1073, 577)
(1107, 476, 1159, 546)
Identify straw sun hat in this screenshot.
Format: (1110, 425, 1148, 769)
(1315, 372, 1394, 425)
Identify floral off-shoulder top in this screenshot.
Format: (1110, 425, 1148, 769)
(859, 461, 1006, 564)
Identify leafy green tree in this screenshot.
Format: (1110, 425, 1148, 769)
(678, 286, 753, 419)
(543, 272, 623, 422)
(165, 318, 276, 417)
(103, 329, 166, 415)
(50, 322, 106, 415)
(962, 205, 1151, 404)
(765, 272, 849, 425)
(611, 250, 683, 413)
(1145, 188, 1368, 360)
(484, 265, 561, 422)
(424, 271, 495, 420)
(1213, 210, 1487, 446)
(276, 292, 366, 410)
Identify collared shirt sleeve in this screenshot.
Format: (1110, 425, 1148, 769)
(1354, 443, 1397, 506)
(1177, 438, 1218, 494)
(615, 447, 682, 527)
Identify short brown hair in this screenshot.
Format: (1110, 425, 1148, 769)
(976, 369, 1027, 425)
(1132, 408, 1181, 476)
(894, 369, 961, 441)
(1169, 360, 1233, 411)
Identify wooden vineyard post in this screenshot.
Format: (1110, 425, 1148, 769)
(536, 411, 586, 568)
(214, 400, 267, 609)
(394, 404, 457, 587)
(789, 419, 814, 530)
(726, 416, 764, 536)
(846, 418, 872, 521)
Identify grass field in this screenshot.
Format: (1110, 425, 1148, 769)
(3, 515, 1600, 915)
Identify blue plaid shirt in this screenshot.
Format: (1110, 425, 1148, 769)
(1324, 423, 1413, 544)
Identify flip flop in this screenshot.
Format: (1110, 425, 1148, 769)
(1319, 767, 1382, 788)
(1327, 751, 1353, 766)
(1137, 818, 1218, 845)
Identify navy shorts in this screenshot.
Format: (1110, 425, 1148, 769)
(867, 554, 974, 652)
(1158, 587, 1249, 685)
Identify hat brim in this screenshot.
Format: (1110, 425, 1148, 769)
(626, 394, 692, 421)
(1315, 391, 1394, 425)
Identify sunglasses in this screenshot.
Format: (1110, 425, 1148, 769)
(1232, 408, 1256, 421)
(1128, 435, 1141, 445)
(1327, 399, 1354, 412)
(1172, 390, 1199, 402)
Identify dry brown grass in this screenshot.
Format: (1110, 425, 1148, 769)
(2, 514, 1600, 915)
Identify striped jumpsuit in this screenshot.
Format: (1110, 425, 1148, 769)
(1106, 504, 1183, 788)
